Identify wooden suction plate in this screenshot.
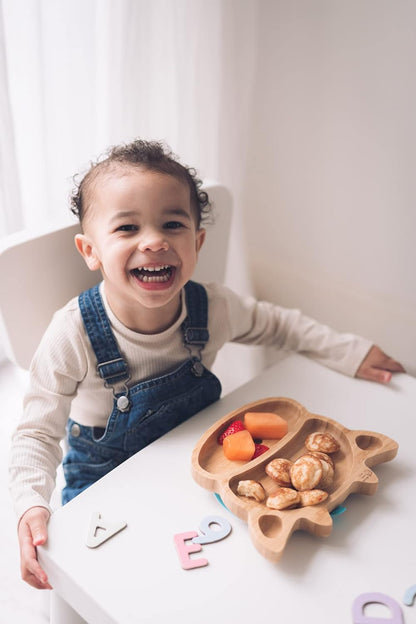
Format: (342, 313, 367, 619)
(191, 397, 398, 562)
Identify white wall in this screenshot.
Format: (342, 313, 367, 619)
(240, 0, 416, 376)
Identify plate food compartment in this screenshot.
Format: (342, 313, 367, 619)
(191, 397, 398, 562)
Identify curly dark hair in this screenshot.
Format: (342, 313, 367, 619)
(70, 139, 211, 228)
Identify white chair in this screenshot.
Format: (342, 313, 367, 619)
(0, 183, 232, 370)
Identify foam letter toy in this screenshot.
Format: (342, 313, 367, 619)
(173, 531, 208, 570)
(86, 511, 127, 548)
(192, 515, 232, 545)
(403, 584, 416, 606)
(352, 592, 404, 623)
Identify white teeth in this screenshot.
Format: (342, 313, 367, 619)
(133, 265, 173, 283)
(140, 265, 169, 272)
(141, 274, 169, 283)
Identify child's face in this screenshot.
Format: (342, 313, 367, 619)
(75, 167, 205, 332)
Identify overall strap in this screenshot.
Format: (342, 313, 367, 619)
(78, 285, 130, 387)
(182, 281, 210, 347)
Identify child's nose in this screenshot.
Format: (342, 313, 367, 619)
(138, 228, 169, 252)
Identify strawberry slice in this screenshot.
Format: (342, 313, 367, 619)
(217, 420, 245, 444)
(251, 443, 270, 459)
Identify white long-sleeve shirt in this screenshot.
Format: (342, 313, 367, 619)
(9, 281, 372, 520)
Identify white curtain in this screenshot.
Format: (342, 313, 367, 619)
(0, 0, 263, 388)
(0, 4, 22, 234)
(1, 0, 258, 235)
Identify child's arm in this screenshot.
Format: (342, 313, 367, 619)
(17, 506, 52, 589)
(355, 345, 406, 383)
(10, 304, 88, 589)
(208, 284, 405, 382)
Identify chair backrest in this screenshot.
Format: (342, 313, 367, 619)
(0, 183, 232, 370)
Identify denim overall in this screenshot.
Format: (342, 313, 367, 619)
(62, 280, 222, 503)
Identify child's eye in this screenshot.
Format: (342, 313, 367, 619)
(164, 221, 185, 230)
(116, 224, 138, 232)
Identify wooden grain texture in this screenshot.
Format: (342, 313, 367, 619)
(191, 397, 398, 562)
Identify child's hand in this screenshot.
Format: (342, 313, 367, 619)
(18, 506, 52, 589)
(356, 345, 406, 384)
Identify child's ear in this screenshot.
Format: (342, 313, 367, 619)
(74, 234, 101, 271)
(195, 228, 206, 254)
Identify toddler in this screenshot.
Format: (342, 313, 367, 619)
(9, 139, 405, 589)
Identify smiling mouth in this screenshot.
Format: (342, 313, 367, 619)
(131, 265, 174, 283)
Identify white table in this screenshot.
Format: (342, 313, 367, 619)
(38, 353, 416, 624)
